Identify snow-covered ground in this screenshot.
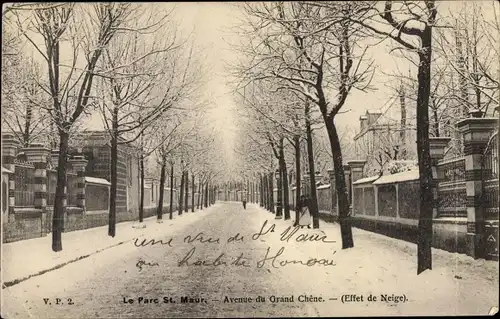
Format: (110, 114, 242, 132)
(1, 202, 498, 318)
(2, 205, 218, 286)
(251, 207, 499, 316)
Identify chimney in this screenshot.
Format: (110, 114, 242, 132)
(360, 116, 368, 131)
(367, 111, 382, 126)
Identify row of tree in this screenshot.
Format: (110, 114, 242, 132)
(1, 3, 226, 252)
(230, 1, 499, 275)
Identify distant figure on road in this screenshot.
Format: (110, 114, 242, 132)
(242, 191, 247, 209)
(297, 195, 311, 229)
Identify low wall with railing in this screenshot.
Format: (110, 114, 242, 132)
(350, 170, 468, 254)
(14, 162, 35, 207)
(437, 157, 467, 218)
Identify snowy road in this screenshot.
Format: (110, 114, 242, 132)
(2, 203, 318, 318)
(2, 202, 498, 318)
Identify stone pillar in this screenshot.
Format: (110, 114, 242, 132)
(68, 155, 88, 210)
(429, 137, 451, 218)
(327, 169, 336, 215)
(456, 114, 498, 259)
(347, 160, 366, 183)
(2, 167, 13, 219)
(2, 133, 19, 222)
(348, 160, 366, 217)
(50, 150, 59, 168)
(22, 144, 50, 210)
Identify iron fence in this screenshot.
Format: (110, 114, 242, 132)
(483, 133, 498, 180)
(14, 164, 35, 206)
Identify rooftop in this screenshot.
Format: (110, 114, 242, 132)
(372, 170, 419, 185)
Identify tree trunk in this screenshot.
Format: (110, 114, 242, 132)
(263, 176, 267, 209)
(169, 163, 174, 220)
(109, 124, 118, 237)
(139, 153, 145, 223)
(109, 107, 119, 237)
(209, 183, 213, 205)
(306, 118, 320, 229)
(279, 140, 290, 220)
(249, 179, 252, 203)
(416, 30, 434, 275)
(191, 174, 195, 212)
(324, 117, 353, 247)
(208, 184, 211, 206)
(263, 174, 267, 210)
(210, 185, 213, 205)
(280, 144, 290, 220)
(400, 85, 408, 158)
(204, 182, 209, 208)
(268, 172, 274, 213)
(294, 135, 301, 226)
(455, 25, 469, 118)
(276, 162, 283, 217)
(253, 179, 256, 203)
(52, 130, 69, 252)
(266, 174, 270, 212)
(200, 181, 204, 209)
(282, 158, 290, 220)
(184, 171, 189, 212)
(178, 170, 184, 215)
(197, 178, 202, 209)
(157, 161, 166, 220)
(254, 179, 257, 203)
(259, 173, 266, 207)
(212, 185, 215, 204)
(23, 102, 32, 148)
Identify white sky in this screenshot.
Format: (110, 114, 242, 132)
(170, 3, 402, 140)
(168, 1, 498, 145)
(172, 2, 395, 156)
(6, 1, 499, 171)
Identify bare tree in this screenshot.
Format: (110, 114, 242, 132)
(435, 2, 499, 114)
(2, 54, 50, 147)
(236, 2, 374, 247)
(154, 116, 183, 221)
(237, 82, 305, 220)
(10, 3, 151, 251)
(350, 0, 439, 274)
(96, 15, 201, 235)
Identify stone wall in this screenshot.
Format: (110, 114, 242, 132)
(3, 209, 43, 243)
(2, 204, 181, 243)
(349, 216, 468, 254)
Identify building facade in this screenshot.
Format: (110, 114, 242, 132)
(70, 131, 141, 214)
(354, 110, 417, 175)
